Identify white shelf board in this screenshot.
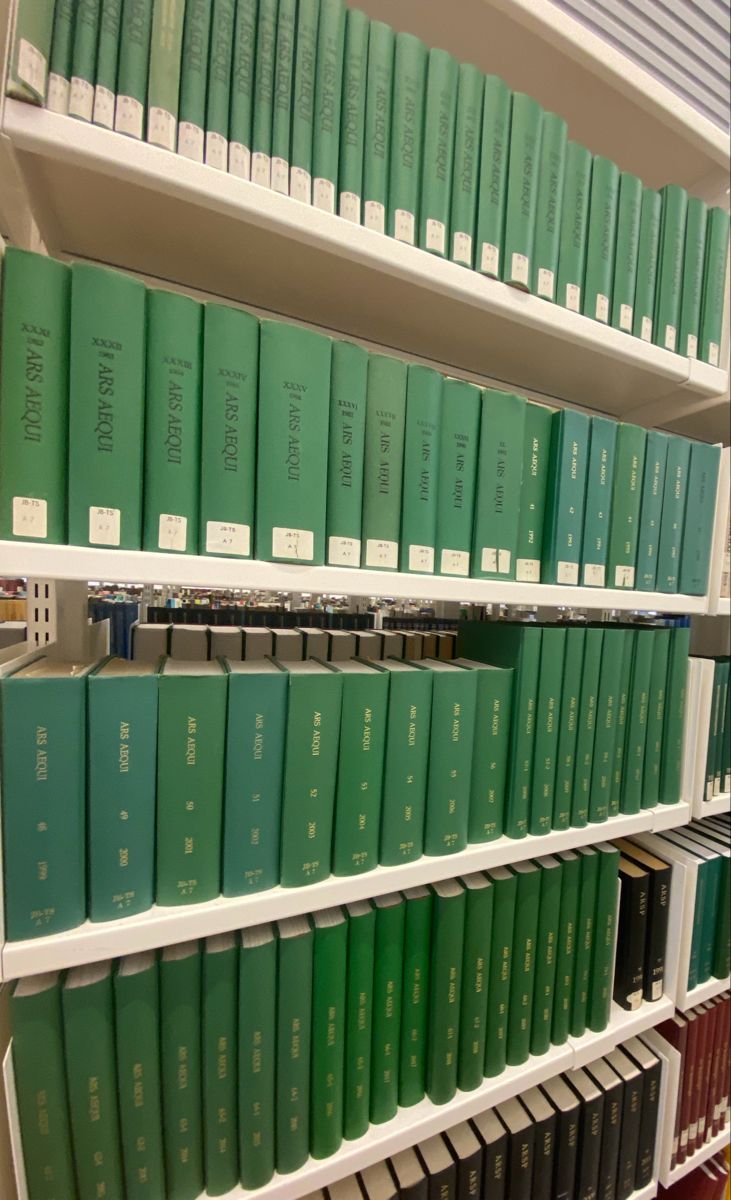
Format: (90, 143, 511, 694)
(568, 997, 674, 1068)
(699, 792, 731, 817)
(664, 1122, 731, 1185)
(0, 803, 690, 980)
(0, 540, 712, 613)
(717, 599, 731, 616)
(2, 102, 727, 422)
(679, 975, 731, 1011)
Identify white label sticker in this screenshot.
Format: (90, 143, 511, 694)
(709, 341, 720, 366)
(641, 315, 652, 342)
(251, 152, 271, 187)
(664, 324, 677, 352)
(290, 166, 311, 203)
(271, 156, 289, 194)
(89, 506, 121, 546)
(205, 131, 228, 171)
(620, 303, 633, 332)
(12, 496, 47, 539)
(706, 780, 714, 801)
(229, 141, 251, 180)
(364, 200, 385, 233)
(498, 549, 511, 574)
(177, 121, 204, 161)
(92, 84, 115, 128)
(481, 547, 498, 573)
(565, 283, 581, 312)
(115, 94, 144, 139)
(365, 539, 398, 569)
(583, 563, 605, 587)
(452, 232, 472, 265)
(394, 209, 415, 244)
(425, 218, 445, 254)
(313, 177, 336, 212)
(440, 549, 469, 576)
(339, 191, 360, 223)
(627, 988, 642, 1011)
(17, 38, 46, 97)
(686, 333, 698, 359)
(272, 527, 314, 560)
(510, 252, 529, 287)
(328, 536, 361, 566)
(47, 73, 69, 115)
(158, 513, 187, 552)
(480, 242, 499, 276)
(595, 293, 609, 323)
(724, 770, 730, 791)
(537, 268, 554, 300)
(206, 521, 250, 556)
(147, 106, 176, 151)
(516, 558, 540, 582)
(557, 560, 579, 585)
(614, 564, 635, 588)
(408, 545, 435, 573)
(69, 76, 94, 121)
(651, 980, 664, 1002)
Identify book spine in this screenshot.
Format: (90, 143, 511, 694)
(276, 926, 314, 1172)
(587, 846, 620, 1031)
(458, 882, 493, 1091)
(484, 870, 517, 1075)
(419, 48, 458, 256)
(326, 340, 368, 565)
(311, 919, 348, 1158)
(114, 961, 166, 1198)
(8, 0, 55, 104)
(475, 74, 511, 278)
(399, 364, 442, 573)
(399, 891, 433, 1106)
(611, 172, 642, 332)
(606, 422, 647, 589)
(588, 628, 626, 823)
(582, 156, 619, 323)
(632, 187, 662, 341)
(450, 63, 483, 267)
(609, 632, 634, 818)
(506, 626, 543, 838)
(388, 32, 427, 244)
(642, 629, 671, 808)
(503, 92, 543, 288)
(338, 6, 369, 221)
(621, 628, 655, 814)
(472, 389, 526, 580)
(205, 0, 235, 168)
(379, 669, 434, 864)
(644, 864, 672, 1002)
(47, 0, 76, 113)
(507, 867, 541, 1063)
(203, 943, 239, 1193)
(343, 905, 376, 1139)
(654, 185, 689, 352)
(288, 0, 319, 199)
(146, 0, 185, 152)
(552, 853, 580, 1044)
(656, 435, 691, 593)
(251, 0, 277, 187)
(362, 19, 394, 232)
(679, 441, 722, 595)
(659, 624, 690, 804)
(580, 416, 618, 587)
(424, 668, 478, 854)
(332, 672, 389, 875)
(615, 869, 649, 1010)
(516, 402, 552, 583)
(177, 0, 212, 160)
(426, 885, 466, 1103)
(270, 0, 296, 192)
(553, 626, 586, 829)
(312, 0, 346, 212)
(467, 667, 513, 842)
(530, 626, 566, 834)
(699, 207, 731, 365)
(556, 141, 592, 312)
(435, 378, 481, 577)
(239, 937, 276, 1187)
(570, 849, 599, 1035)
(678, 196, 708, 358)
(69, 0, 101, 121)
(228, 0, 258, 180)
(636, 430, 669, 591)
(361, 353, 408, 570)
(370, 900, 406, 1123)
(541, 408, 591, 586)
(531, 111, 567, 300)
(530, 861, 563, 1057)
(93, 0, 122, 127)
(114, 0, 153, 139)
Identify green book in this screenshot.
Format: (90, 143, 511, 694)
(680, 441, 722, 595)
(541, 407, 591, 586)
(203, 935, 238, 1195)
(47, 0, 75, 113)
(706, 661, 724, 799)
(472, 389, 526, 580)
(532, 111, 567, 300)
(426, 879, 466, 1104)
(2, 658, 91, 942)
(516, 401, 553, 583)
(256, 320, 332, 564)
(279, 661, 343, 885)
(507, 861, 541, 1065)
(556, 141, 591, 313)
(654, 184, 688, 352)
(11, 973, 76, 1200)
(583, 156, 619, 324)
(422, 660, 477, 855)
(678, 196, 708, 358)
(205, 0, 235, 169)
(228, 0, 258, 179)
(289, 0, 319, 200)
(571, 626, 604, 827)
(642, 627, 671, 809)
(636, 430, 670, 592)
(88, 658, 158, 921)
(660, 624, 690, 804)
(713, 662, 729, 793)
(338, 6, 369, 221)
(326, 339, 368, 566)
(606, 422, 647, 589)
(312, 0, 346, 211)
(93, 0, 123, 128)
(361, 353, 408, 570)
(475, 74, 511, 278)
(530, 855, 563, 1057)
(114, 953, 165, 1200)
(311, 908, 348, 1159)
(609, 631, 635, 816)
(570, 846, 599, 1037)
(611, 172, 642, 333)
(589, 627, 626, 822)
(379, 660, 433, 864)
(455, 658, 513, 843)
(420, 48, 458, 256)
(553, 625, 585, 830)
(531, 625, 566, 835)
(0, 248, 70, 544)
(388, 31, 427, 244)
(370, 893, 405, 1124)
(239, 925, 276, 1188)
(7, 0, 55, 103)
(343, 900, 375, 1138)
(114, 0, 153, 139)
(484, 866, 517, 1076)
(587, 843, 620, 1032)
(156, 659, 227, 905)
(332, 661, 389, 875)
(400, 364, 442, 573)
(199, 302, 258, 557)
(276, 916, 313, 1172)
(146, 0, 185, 151)
(63, 962, 124, 1200)
(362, 19, 394, 233)
(633, 187, 663, 341)
(160, 943, 203, 1199)
(656, 435, 691, 593)
(552, 850, 580, 1045)
(503, 92, 543, 288)
(699, 207, 731, 366)
(456, 874, 492, 1091)
(68, 261, 146, 549)
(143, 289, 202, 554)
(68, 0, 101, 122)
(580, 417, 617, 588)
(434, 377, 481, 578)
(177, 0, 212, 160)
(250, 0, 276, 187)
(450, 63, 483, 267)
(271, 0, 297, 193)
(621, 626, 656, 814)
(399, 886, 432, 1106)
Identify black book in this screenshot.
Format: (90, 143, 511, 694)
(585, 1057, 624, 1200)
(417, 1135, 457, 1200)
(329, 1180, 364, 1200)
(360, 1162, 398, 1200)
(495, 1099, 535, 1200)
(615, 839, 672, 1002)
(298, 627, 330, 659)
(470, 1109, 507, 1200)
(623, 1036, 662, 1189)
(390, 1149, 428, 1200)
(540, 1076, 580, 1200)
(242, 627, 274, 659)
(614, 858, 650, 1011)
(355, 631, 383, 659)
(565, 1068, 604, 1200)
(442, 1122, 482, 1200)
(606, 1047, 644, 1200)
(271, 628, 304, 660)
(328, 630, 357, 661)
(520, 1087, 556, 1200)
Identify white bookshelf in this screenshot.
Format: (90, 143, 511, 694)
(679, 975, 731, 1011)
(699, 793, 731, 818)
(663, 1123, 731, 1186)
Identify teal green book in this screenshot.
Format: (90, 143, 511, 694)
(606, 422, 647, 590)
(609, 631, 635, 817)
(587, 843, 620, 1032)
(288, 0, 319, 200)
(114, 0, 153, 139)
(621, 626, 656, 814)
(571, 627, 604, 827)
(388, 32, 427, 244)
(516, 401, 553, 583)
(276, 916, 313, 1173)
(678, 196, 708, 358)
(399, 886, 432, 1107)
(654, 184, 688, 353)
(553, 626, 586, 830)
(570, 847, 599, 1037)
(611, 172, 642, 333)
(343, 900, 375, 1139)
(93, 0, 122, 129)
(338, 6, 368, 221)
(228, 0, 258, 179)
(361, 353, 408, 570)
(379, 661, 433, 864)
(484, 866, 517, 1076)
(660, 624, 690, 805)
(47, 0, 75, 114)
(589, 626, 626, 822)
(239, 926, 276, 1188)
(332, 661, 389, 876)
(530, 855, 563, 1057)
(455, 659, 513, 843)
(250, 0, 277, 187)
(203, 934, 238, 1195)
(450, 63, 483, 267)
(699, 207, 731, 366)
(312, 0, 346, 213)
(7, 0, 55, 104)
(507, 861, 541, 1065)
(633, 187, 663, 341)
(146, 0, 185, 152)
(642, 627, 671, 809)
(68, 0, 101, 122)
(580, 416, 618, 588)
(582, 156, 619, 324)
(636, 431, 670, 592)
(471, 389, 526, 580)
(531, 111, 567, 300)
(541, 407, 591, 586)
(326, 339, 369, 567)
(502, 92, 543, 289)
(177, 0, 212, 161)
(311, 908, 348, 1159)
(531, 626, 566, 835)
(434, 377, 481, 578)
(457, 874, 492, 1091)
(475, 74, 511, 278)
(362, 19, 394, 233)
(205, 0, 236, 169)
(399, 364, 442, 574)
(656, 435, 691, 593)
(422, 661, 478, 855)
(552, 850, 580, 1045)
(556, 141, 592, 313)
(370, 894, 405, 1124)
(426, 879, 466, 1104)
(114, 953, 165, 1200)
(419, 48, 458, 256)
(271, 0, 297, 193)
(680, 441, 722, 596)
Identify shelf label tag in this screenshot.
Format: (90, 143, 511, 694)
(425, 219, 445, 254)
(290, 166, 311, 203)
(709, 341, 720, 366)
(313, 177, 336, 213)
(481, 548, 511, 574)
(47, 73, 70, 114)
(229, 141, 251, 180)
(148, 107, 177, 152)
(664, 324, 677, 352)
(12, 496, 47, 539)
(440, 549, 469, 576)
(158, 513, 187, 552)
(251, 152, 271, 188)
(620, 303, 633, 332)
(365, 539, 398, 569)
(510, 252, 529, 287)
(565, 283, 581, 312)
(614, 564, 635, 588)
(364, 200, 385, 233)
(595, 293, 609, 323)
(394, 209, 415, 244)
(205, 132, 228, 171)
(178, 122, 204, 162)
(480, 242, 499, 276)
(640, 315, 652, 342)
(408, 545, 435, 573)
(272, 527, 314, 560)
(89, 506, 121, 547)
(452, 232, 472, 266)
(69, 75, 94, 122)
(583, 563, 605, 587)
(206, 521, 250, 556)
(556, 560, 579, 585)
(686, 333, 698, 359)
(271, 156, 289, 194)
(92, 84, 115, 129)
(17, 38, 47, 97)
(516, 558, 540, 582)
(115, 94, 144, 139)
(328, 536, 361, 566)
(537, 268, 554, 300)
(340, 191, 361, 223)
(498, 549, 511, 574)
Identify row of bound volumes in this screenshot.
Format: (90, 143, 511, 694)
(0, 250, 722, 595)
(702, 658, 730, 801)
(8, 1, 731, 364)
(130, 622, 457, 662)
(10, 852, 622, 1197)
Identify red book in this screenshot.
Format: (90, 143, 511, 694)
(657, 1012, 689, 1169)
(719, 994, 731, 1132)
(704, 998, 723, 1140)
(678, 1007, 700, 1164)
(694, 1001, 715, 1148)
(659, 1164, 717, 1200)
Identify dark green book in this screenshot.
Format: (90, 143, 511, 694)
(420, 47, 458, 256)
(580, 416, 618, 588)
(552, 850, 580, 1045)
(660, 624, 690, 805)
(531, 626, 566, 835)
(203, 934, 238, 1195)
(583, 156, 619, 324)
(423, 660, 478, 855)
(570, 847, 599, 1037)
(311, 908, 348, 1159)
(338, 6, 368, 221)
(388, 32, 427, 244)
(362, 18, 394, 233)
(160, 942, 203, 1200)
(611, 172, 642, 333)
(571, 627, 604, 827)
(343, 900, 376, 1139)
(502, 92, 543, 289)
(541, 407, 591, 586)
(399, 886, 433, 1107)
(530, 855, 563, 1057)
(589, 626, 627, 823)
(484, 866, 517, 1077)
(642, 628, 671, 809)
(434, 377, 481, 578)
(326, 339, 368, 567)
(507, 861, 541, 1065)
(399, 364, 442, 574)
(633, 187, 662, 342)
(276, 916, 313, 1173)
(475, 74, 511, 279)
(270, 0, 296, 193)
(450, 62, 483, 267)
(606, 422, 646, 590)
(370, 894, 405, 1124)
(471, 389, 526, 581)
(678, 196, 708, 359)
(531, 111, 567, 300)
(205, 0, 236, 169)
(587, 843, 620, 1032)
(699, 207, 730, 366)
(426, 879, 466, 1105)
(177, 0, 212, 160)
(516, 401, 553, 583)
(654, 184, 688, 353)
(228, 0, 257, 179)
(679, 440, 722, 596)
(361, 353, 408, 570)
(379, 661, 433, 865)
(454, 658, 513, 843)
(553, 626, 586, 830)
(636, 430, 670, 592)
(621, 627, 656, 814)
(458, 874, 493, 1091)
(609, 631, 635, 817)
(311, 0, 346, 213)
(238, 925, 276, 1188)
(656, 435, 691, 593)
(332, 661, 389, 876)
(114, 952, 165, 1200)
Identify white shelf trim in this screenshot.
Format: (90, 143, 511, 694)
(678, 975, 731, 1011)
(664, 1121, 731, 1185)
(699, 792, 731, 818)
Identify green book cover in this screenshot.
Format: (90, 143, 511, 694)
(239, 926, 276, 1187)
(587, 843, 620, 1032)
(88, 659, 158, 921)
(713, 661, 729, 791)
(426, 879, 466, 1104)
(361, 353, 408, 570)
(228, 0, 258, 179)
(0, 248, 70, 544)
(276, 916, 313, 1173)
(399, 886, 432, 1106)
(423, 661, 478, 855)
(506, 861, 541, 1065)
(205, 0, 235, 168)
(531, 626, 566, 835)
(699, 207, 731, 366)
(457, 875, 492, 1091)
(11, 973, 76, 1200)
(199, 302, 258, 557)
(332, 661, 389, 875)
(580, 416, 618, 588)
(160, 944, 203, 1198)
(606, 422, 647, 589)
(609, 630, 635, 817)
(502, 92, 543, 288)
(114, 0, 153, 139)
(636, 430, 670, 592)
(582, 155, 619, 323)
(68, 261, 146, 549)
(457, 659, 513, 843)
(706, 661, 724, 799)
(256, 320, 332, 564)
(338, 6, 369, 221)
(400, 364, 442, 573)
(114, 953, 165, 1200)
(370, 894, 405, 1124)
(472, 389, 526, 580)
(420, 48, 458, 256)
(326, 339, 368, 566)
(516, 401, 553, 583)
(553, 626, 585, 830)
(343, 900, 376, 1139)
(7, 0, 55, 103)
(250, 0, 277, 186)
(47, 0, 75, 114)
(656, 435, 691, 593)
(654, 184, 688, 352)
(680, 441, 722, 595)
(621, 626, 655, 814)
(570, 847, 599, 1037)
(660, 624, 690, 804)
(642, 627, 671, 808)
(388, 31, 427, 244)
(379, 661, 433, 864)
(289, 0, 319, 200)
(552, 850, 580, 1045)
(362, 19, 394, 233)
(678, 196, 708, 358)
(475, 74, 511, 278)
(156, 660, 227, 905)
(311, 0, 346, 212)
(177, 0, 212, 160)
(434, 377, 481, 578)
(68, 0, 101, 122)
(530, 855, 563, 1057)
(633, 187, 663, 341)
(541, 407, 591, 586)
(611, 171, 642, 333)
(311, 909, 348, 1159)
(532, 111, 567, 300)
(146, 0, 185, 151)
(450, 63, 483, 267)
(271, 0, 297, 193)
(63, 963, 124, 1200)
(556, 140, 591, 313)
(571, 627, 604, 827)
(93, 0, 123, 128)
(279, 661, 343, 885)
(203, 935, 238, 1195)
(589, 627, 626, 822)
(484, 866, 517, 1077)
